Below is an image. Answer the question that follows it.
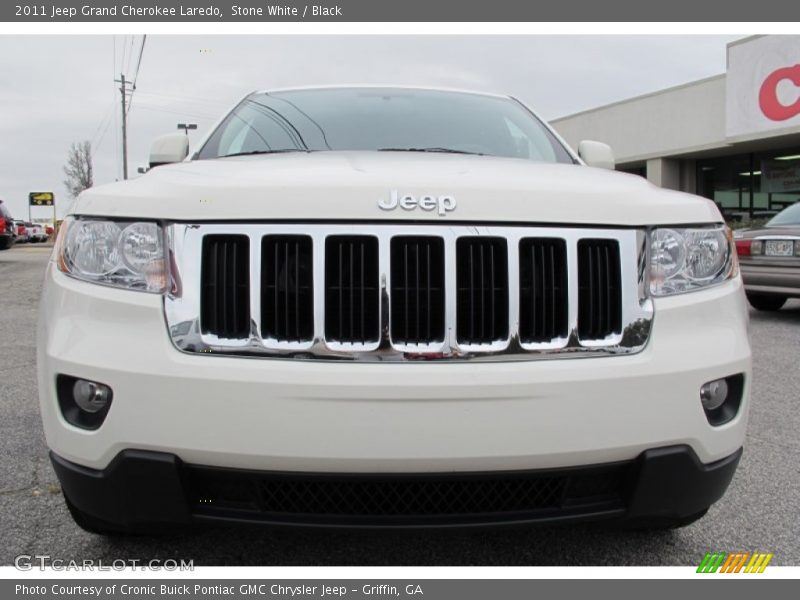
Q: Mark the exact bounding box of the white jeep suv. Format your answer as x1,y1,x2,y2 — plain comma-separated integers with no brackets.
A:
38,87,750,533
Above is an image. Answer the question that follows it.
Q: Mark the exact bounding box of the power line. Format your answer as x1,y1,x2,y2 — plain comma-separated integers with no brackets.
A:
95,113,114,153
126,35,135,77
90,101,116,149
126,35,147,115
132,35,146,88
134,90,228,109
134,104,216,119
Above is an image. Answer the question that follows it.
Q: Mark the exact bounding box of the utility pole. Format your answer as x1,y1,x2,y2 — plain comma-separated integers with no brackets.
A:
114,73,134,180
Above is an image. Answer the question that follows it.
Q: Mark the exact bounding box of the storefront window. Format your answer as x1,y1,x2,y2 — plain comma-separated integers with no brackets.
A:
697,148,800,222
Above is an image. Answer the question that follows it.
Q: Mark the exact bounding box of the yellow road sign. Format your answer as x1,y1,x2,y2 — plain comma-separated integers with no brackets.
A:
29,192,55,206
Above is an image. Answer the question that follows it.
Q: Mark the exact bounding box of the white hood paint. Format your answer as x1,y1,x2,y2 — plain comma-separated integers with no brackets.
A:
74,152,721,226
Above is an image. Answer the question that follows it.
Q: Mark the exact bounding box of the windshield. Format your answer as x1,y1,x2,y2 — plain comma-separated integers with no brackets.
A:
197,88,574,164
767,203,800,226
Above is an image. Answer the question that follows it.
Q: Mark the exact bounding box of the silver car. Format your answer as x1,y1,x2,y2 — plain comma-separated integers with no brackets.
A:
735,203,800,311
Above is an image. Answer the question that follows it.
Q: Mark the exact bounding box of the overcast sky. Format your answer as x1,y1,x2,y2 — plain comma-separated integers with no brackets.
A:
0,34,741,219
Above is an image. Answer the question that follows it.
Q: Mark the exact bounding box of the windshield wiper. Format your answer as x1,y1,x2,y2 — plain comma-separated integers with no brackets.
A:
221,149,315,158
378,147,484,156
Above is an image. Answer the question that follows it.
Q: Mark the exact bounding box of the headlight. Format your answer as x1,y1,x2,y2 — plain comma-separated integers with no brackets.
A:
57,217,167,293
649,225,736,296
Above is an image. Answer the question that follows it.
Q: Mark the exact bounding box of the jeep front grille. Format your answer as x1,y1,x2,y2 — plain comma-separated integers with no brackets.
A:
518,238,568,343
260,235,314,343
390,236,446,345
578,239,623,340
200,235,250,339
167,224,652,361
324,235,380,344
456,237,509,345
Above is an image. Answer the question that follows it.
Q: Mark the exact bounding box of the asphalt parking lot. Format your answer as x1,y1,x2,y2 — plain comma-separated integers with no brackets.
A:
1,243,798,566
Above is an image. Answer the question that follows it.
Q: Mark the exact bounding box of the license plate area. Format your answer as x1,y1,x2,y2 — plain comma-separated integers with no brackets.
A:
764,240,795,257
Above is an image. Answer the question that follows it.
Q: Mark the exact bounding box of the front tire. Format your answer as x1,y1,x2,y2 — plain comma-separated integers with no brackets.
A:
746,293,787,311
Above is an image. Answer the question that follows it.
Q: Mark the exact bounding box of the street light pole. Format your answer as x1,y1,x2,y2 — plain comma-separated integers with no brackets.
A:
177,123,198,135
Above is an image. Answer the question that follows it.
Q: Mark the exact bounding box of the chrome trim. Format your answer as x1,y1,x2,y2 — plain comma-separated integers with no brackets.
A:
164,224,654,362
751,235,800,240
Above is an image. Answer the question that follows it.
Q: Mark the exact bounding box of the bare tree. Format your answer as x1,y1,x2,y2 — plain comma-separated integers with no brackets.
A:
63,141,93,199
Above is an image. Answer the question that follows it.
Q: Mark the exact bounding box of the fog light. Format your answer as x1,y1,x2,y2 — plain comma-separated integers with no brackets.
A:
700,374,744,427
57,375,113,430
700,378,729,411
72,380,111,413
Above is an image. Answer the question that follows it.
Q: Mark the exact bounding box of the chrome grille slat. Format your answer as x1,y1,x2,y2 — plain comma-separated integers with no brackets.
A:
167,224,653,362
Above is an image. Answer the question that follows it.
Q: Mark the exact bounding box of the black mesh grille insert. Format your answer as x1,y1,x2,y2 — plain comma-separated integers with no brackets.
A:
390,236,446,344
578,239,622,340
186,464,631,524
200,235,250,339
325,236,380,344
456,237,508,345
261,236,314,342
519,238,568,343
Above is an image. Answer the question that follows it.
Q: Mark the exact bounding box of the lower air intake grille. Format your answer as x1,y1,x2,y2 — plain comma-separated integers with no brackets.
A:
519,238,568,343
261,235,313,342
200,235,250,339
186,463,631,525
456,237,509,345
390,236,446,344
578,239,622,340
325,236,380,344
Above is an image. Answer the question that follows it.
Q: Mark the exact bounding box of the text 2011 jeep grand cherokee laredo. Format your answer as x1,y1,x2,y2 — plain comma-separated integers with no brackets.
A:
38,87,751,534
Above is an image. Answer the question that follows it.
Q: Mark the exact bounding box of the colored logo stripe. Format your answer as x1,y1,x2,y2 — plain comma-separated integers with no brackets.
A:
744,553,773,573
697,552,726,573
697,552,773,573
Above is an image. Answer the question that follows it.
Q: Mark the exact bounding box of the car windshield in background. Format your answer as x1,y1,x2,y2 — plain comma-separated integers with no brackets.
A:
767,202,800,226
198,88,574,164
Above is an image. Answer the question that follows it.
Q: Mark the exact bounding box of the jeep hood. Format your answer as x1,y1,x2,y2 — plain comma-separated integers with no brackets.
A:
74,151,721,226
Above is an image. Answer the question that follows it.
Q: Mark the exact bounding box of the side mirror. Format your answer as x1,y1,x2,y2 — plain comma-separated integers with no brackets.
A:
578,140,615,170
149,133,189,168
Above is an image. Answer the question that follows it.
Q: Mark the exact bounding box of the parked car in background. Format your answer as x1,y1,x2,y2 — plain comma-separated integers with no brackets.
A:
26,222,46,243
735,202,800,310
0,200,14,250
14,220,29,243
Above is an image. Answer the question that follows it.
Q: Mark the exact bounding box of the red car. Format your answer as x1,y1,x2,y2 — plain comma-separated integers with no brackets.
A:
0,200,14,250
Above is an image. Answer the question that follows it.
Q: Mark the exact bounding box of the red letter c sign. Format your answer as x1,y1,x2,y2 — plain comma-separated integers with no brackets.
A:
759,65,800,122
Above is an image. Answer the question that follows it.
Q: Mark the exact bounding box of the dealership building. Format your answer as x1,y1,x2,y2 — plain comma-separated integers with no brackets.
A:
552,35,800,222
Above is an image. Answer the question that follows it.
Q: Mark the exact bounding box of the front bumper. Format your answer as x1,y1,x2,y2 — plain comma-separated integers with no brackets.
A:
51,445,742,528
38,263,751,474
740,263,800,297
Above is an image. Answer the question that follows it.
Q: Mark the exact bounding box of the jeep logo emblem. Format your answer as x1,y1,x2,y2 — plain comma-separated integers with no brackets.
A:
378,190,456,217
